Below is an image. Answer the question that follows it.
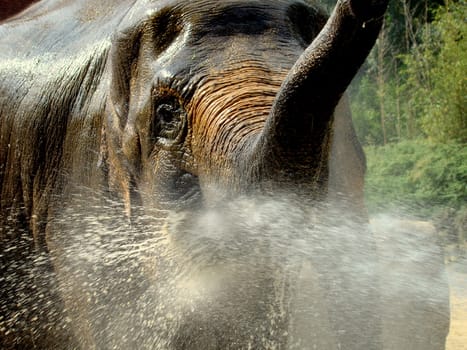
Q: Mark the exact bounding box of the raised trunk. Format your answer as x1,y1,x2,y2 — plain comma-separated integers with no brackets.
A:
244,0,388,191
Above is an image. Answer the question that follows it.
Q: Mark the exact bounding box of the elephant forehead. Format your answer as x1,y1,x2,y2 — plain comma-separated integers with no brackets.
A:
175,0,323,38
184,2,279,37
164,0,324,72
178,0,292,19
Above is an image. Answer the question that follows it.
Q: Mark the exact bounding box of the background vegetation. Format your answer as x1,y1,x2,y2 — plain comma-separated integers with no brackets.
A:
323,0,466,256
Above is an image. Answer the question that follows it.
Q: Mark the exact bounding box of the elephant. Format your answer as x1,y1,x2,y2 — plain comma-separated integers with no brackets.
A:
0,0,449,349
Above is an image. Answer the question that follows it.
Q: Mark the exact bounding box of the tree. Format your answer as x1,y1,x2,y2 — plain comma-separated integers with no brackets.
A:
401,0,466,143
350,0,463,145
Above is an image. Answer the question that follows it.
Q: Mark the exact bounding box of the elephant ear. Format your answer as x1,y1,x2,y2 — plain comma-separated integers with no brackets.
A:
328,96,367,217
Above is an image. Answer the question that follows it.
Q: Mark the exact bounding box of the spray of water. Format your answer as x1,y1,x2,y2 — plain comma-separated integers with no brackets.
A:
0,188,450,349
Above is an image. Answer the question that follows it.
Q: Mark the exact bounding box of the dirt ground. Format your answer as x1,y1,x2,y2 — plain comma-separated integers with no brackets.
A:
446,261,467,350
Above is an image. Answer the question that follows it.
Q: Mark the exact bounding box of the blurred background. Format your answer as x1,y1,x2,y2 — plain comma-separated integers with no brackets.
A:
322,0,465,262
322,0,466,348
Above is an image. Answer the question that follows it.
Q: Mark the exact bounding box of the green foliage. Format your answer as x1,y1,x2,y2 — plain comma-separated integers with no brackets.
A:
384,0,444,54
351,0,466,146
401,0,467,143
349,1,466,253
350,76,383,145
351,71,418,145
364,140,467,216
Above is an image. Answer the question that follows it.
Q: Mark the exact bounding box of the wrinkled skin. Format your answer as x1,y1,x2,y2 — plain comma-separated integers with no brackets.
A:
0,0,449,349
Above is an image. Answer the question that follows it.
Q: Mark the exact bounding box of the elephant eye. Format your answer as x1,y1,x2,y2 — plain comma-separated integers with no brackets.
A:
157,102,179,127
152,96,186,145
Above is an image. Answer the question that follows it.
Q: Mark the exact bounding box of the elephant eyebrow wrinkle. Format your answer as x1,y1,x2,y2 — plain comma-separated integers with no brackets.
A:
198,5,274,37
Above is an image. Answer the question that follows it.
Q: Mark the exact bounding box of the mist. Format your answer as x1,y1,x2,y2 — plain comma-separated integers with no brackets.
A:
1,187,452,349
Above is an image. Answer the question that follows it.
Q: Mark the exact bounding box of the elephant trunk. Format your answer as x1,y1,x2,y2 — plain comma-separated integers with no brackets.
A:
244,0,388,193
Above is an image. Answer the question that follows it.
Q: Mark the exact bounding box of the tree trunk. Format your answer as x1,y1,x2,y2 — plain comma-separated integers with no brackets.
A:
376,22,388,145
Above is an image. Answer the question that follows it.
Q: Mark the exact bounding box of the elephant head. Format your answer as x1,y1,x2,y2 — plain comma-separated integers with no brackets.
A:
98,0,388,348
104,0,387,213
1,1,451,349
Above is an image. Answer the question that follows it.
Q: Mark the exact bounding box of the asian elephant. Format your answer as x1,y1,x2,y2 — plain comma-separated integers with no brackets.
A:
0,0,449,349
